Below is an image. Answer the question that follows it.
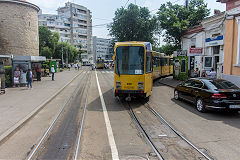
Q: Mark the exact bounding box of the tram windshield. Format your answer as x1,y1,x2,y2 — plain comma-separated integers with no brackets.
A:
116,46,144,75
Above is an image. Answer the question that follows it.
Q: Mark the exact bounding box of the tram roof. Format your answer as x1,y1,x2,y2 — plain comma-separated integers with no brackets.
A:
115,41,152,51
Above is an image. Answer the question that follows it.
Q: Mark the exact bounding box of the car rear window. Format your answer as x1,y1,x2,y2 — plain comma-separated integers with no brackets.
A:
204,80,239,90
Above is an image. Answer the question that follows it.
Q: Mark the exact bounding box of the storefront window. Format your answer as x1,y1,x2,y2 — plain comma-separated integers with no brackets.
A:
181,59,186,73
204,57,213,68
213,46,220,55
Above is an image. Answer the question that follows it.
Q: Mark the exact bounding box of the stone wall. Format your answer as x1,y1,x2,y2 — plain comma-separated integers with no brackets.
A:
0,1,39,57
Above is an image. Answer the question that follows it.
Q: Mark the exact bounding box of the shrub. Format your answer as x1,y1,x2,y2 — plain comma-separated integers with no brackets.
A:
4,66,12,87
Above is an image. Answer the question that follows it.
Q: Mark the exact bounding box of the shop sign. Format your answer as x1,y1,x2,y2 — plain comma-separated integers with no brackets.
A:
205,35,224,47
189,48,203,56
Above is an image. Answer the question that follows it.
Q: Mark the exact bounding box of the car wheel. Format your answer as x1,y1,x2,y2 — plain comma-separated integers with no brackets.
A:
174,90,180,100
196,98,206,113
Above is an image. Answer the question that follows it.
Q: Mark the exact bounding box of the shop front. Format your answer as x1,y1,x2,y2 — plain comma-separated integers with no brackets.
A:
189,48,203,77
204,35,224,77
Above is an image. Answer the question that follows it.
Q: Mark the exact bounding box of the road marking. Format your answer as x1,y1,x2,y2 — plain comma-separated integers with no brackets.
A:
102,71,106,73
106,71,110,73
95,70,119,160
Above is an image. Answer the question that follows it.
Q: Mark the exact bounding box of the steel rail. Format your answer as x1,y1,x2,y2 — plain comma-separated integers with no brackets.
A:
27,69,90,160
127,103,164,160
74,71,92,160
99,71,164,160
144,102,213,160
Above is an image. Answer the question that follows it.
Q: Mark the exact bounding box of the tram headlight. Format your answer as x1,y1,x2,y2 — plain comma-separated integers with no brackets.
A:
138,82,144,90
116,81,121,89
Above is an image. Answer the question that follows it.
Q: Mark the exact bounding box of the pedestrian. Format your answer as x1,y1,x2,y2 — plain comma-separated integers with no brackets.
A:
26,69,33,89
36,66,41,81
201,70,208,78
14,67,21,87
194,68,200,77
209,68,216,79
68,63,71,71
77,63,80,70
74,63,77,70
51,65,55,81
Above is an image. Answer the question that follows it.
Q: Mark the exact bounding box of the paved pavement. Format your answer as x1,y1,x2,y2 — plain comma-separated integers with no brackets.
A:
157,76,183,88
0,68,82,143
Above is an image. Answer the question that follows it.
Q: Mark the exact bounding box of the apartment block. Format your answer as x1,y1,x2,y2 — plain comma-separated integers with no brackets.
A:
38,2,92,64
92,36,113,63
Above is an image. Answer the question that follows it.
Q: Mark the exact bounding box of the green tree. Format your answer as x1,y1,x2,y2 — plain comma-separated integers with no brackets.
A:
108,3,158,44
39,26,52,55
41,47,52,59
153,44,177,55
157,0,210,47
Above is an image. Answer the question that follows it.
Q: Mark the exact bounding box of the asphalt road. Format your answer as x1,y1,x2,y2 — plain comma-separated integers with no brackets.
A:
0,69,240,160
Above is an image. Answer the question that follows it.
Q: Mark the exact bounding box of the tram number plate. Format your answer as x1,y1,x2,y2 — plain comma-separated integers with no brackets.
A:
229,105,240,109
124,86,134,89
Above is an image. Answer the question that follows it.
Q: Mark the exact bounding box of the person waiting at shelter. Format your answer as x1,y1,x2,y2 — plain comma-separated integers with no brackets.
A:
14,67,21,87
36,66,41,81
26,69,33,89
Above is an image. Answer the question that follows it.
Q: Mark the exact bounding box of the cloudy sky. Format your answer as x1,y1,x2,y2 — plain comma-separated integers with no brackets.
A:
28,0,226,39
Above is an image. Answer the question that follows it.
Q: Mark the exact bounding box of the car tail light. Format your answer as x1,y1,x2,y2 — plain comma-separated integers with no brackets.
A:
211,94,227,99
116,90,118,93
116,81,121,89
138,82,144,90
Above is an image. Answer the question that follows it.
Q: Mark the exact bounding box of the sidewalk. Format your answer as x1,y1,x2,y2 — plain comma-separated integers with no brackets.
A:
0,69,82,143
158,76,183,88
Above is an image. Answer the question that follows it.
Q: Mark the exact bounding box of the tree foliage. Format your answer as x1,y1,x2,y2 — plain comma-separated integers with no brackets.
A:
39,26,82,62
108,4,158,44
158,0,210,47
153,44,178,55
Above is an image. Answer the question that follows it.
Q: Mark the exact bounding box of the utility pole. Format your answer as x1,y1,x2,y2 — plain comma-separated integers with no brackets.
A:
134,0,136,5
61,44,64,66
66,46,69,65
185,0,189,9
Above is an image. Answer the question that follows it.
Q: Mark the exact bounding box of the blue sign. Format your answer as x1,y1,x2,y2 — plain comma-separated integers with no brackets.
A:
205,35,223,42
144,42,152,51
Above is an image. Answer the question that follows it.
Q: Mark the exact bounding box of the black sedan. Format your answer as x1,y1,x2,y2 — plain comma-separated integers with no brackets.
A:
174,78,240,112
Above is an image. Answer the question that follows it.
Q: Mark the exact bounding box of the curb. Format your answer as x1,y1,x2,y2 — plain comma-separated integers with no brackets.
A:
158,82,176,88
0,70,83,145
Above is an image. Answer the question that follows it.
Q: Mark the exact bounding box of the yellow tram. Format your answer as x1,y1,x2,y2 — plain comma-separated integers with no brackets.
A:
113,41,173,99
96,58,105,69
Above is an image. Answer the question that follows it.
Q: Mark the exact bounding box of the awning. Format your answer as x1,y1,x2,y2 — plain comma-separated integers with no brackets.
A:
13,56,46,62
0,55,12,58
31,56,46,62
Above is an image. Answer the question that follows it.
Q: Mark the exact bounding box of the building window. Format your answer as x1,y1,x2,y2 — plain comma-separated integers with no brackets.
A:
181,59,186,73
213,46,220,55
204,56,213,68
191,38,196,48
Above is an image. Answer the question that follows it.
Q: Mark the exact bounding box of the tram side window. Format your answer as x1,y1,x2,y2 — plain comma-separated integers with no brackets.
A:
160,58,167,66
146,52,152,73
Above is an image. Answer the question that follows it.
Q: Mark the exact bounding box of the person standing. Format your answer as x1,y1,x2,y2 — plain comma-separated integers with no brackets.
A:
36,66,41,81
51,65,55,81
26,69,33,89
14,67,21,87
194,68,200,77
68,63,71,71
209,68,216,79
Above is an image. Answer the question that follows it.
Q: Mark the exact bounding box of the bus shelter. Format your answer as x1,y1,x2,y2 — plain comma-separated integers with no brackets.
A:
12,56,46,86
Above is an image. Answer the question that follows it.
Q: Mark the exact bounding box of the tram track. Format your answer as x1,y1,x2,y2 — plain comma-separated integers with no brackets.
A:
101,70,213,160
27,69,91,160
